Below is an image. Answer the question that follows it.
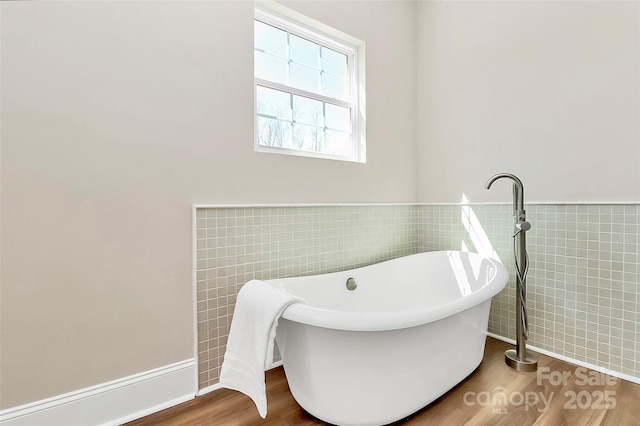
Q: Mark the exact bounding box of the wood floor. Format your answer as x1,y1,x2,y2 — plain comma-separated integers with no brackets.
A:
126,338,640,426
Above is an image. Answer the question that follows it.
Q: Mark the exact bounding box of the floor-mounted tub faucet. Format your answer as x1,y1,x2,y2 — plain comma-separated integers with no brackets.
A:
485,173,538,372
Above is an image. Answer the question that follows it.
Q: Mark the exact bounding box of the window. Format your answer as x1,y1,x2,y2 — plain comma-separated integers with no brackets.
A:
254,7,365,162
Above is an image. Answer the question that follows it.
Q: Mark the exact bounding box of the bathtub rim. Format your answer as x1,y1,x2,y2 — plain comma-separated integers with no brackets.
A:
272,250,509,332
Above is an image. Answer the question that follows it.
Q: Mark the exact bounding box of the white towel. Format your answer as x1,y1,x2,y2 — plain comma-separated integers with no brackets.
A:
219,279,305,418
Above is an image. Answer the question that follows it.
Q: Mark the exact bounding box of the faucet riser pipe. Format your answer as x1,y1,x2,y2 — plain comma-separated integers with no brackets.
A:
505,228,537,371
516,231,526,360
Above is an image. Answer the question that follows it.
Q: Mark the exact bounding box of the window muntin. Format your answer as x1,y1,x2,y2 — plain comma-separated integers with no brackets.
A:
254,10,361,162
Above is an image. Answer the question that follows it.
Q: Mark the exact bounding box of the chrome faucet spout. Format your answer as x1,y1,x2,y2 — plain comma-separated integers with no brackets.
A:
484,173,525,218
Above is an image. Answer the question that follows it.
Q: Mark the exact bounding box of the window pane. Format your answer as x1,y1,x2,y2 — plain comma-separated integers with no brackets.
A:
325,104,350,132
322,73,348,100
293,123,325,152
257,117,292,148
293,95,324,127
257,86,292,121
253,13,360,162
255,51,287,84
290,35,319,69
325,129,351,156
322,47,347,77
290,63,320,93
255,21,287,58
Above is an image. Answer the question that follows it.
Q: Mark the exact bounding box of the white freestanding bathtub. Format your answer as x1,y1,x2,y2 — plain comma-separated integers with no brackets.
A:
269,250,509,426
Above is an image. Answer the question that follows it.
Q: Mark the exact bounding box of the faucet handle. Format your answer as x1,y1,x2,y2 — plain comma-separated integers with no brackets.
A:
513,221,531,237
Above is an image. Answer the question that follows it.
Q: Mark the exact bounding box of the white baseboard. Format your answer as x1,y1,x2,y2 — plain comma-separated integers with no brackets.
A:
0,359,196,426
197,383,224,397
487,333,640,385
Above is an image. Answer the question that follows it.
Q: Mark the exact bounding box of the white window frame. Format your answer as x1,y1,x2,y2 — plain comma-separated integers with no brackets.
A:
254,5,365,163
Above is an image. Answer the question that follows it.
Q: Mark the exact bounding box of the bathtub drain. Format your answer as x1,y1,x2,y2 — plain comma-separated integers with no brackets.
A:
346,277,357,291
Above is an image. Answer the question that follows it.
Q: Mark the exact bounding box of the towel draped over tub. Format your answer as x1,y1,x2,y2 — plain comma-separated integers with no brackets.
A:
219,279,306,418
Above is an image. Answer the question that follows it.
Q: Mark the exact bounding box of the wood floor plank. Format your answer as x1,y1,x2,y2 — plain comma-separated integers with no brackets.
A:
126,338,640,426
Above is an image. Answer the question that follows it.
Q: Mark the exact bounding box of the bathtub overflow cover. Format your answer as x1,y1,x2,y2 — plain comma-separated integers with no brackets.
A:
346,277,357,291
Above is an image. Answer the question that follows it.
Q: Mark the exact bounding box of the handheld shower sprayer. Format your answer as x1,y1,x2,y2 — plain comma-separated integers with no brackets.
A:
485,173,538,372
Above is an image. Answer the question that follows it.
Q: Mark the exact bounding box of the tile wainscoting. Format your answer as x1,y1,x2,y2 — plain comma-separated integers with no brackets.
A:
194,203,639,391
420,203,639,380
194,205,419,390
